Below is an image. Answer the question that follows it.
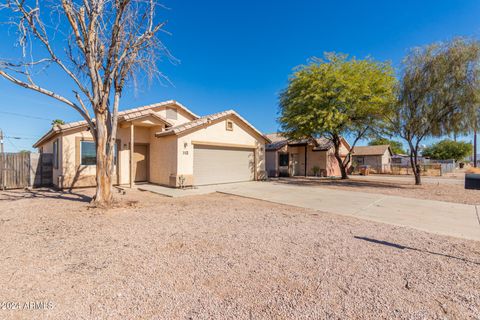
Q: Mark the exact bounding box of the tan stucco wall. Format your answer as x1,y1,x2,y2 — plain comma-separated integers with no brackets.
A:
265,150,278,176
172,115,266,186
156,107,195,126
149,135,177,186
326,149,342,176
115,125,163,185
40,136,63,186
61,128,99,188
41,122,166,188
339,142,349,157
287,146,330,176
306,148,326,176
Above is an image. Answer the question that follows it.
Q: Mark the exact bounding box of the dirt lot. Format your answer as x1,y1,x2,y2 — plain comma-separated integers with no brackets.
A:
0,188,479,319
274,176,480,205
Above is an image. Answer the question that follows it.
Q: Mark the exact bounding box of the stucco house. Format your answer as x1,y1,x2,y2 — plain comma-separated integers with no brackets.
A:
33,100,269,189
351,145,393,173
265,133,350,177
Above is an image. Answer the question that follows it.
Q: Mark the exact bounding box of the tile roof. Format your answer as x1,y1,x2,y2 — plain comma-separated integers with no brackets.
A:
351,145,392,156
121,109,173,126
33,100,193,147
265,133,334,151
313,137,334,151
155,110,270,142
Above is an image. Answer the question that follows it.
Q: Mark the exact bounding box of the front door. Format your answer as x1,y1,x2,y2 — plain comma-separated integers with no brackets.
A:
133,144,148,182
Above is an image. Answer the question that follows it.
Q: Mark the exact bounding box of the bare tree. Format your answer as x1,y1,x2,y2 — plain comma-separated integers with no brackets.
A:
0,0,169,206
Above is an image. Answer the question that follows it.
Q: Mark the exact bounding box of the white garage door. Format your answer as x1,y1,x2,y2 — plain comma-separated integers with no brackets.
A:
193,145,255,185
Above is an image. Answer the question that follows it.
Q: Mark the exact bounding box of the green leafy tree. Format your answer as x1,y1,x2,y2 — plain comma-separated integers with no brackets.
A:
388,39,480,185
369,138,406,155
279,53,397,179
422,139,472,161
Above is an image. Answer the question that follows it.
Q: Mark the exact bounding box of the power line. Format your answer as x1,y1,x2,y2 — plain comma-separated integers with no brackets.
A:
0,110,53,121
5,137,21,152
5,135,37,140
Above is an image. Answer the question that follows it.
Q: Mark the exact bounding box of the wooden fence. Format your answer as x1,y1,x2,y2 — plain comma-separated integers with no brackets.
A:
0,153,53,189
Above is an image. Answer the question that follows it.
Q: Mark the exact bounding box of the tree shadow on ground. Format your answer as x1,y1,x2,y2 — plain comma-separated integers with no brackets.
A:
273,177,414,190
0,188,92,203
354,236,480,266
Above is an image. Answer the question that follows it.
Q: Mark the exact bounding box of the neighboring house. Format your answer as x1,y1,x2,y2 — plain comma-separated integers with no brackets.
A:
33,100,269,189
392,154,430,166
391,153,411,166
351,145,393,173
265,133,350,177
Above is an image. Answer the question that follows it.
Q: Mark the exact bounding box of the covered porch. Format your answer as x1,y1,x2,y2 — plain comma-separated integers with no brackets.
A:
117,110,172,188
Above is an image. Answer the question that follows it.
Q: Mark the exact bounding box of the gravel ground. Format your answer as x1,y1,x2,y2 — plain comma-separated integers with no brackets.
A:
0,188,479,319
274,177,480,205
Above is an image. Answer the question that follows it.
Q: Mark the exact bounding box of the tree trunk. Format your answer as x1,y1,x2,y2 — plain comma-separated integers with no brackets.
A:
408,145,422,185
92,112,114,207
332,135,348,179
414,170,421,185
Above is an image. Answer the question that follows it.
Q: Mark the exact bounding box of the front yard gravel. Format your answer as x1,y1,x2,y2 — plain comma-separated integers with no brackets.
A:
0,188,479,319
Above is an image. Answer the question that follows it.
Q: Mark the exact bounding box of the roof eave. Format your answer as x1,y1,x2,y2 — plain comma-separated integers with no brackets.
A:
155,111,271,144
33,128,58,148
154,130,176,138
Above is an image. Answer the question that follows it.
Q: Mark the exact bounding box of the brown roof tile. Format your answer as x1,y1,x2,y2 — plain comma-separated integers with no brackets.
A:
155,110,270,142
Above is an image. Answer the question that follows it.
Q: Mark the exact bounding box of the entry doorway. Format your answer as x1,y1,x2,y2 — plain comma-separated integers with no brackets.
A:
133,144,149,182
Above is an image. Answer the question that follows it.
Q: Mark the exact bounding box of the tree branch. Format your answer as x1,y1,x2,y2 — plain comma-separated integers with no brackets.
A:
0,70,92,124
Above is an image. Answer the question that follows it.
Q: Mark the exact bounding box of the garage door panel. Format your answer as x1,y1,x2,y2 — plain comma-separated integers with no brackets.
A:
193,145,254,185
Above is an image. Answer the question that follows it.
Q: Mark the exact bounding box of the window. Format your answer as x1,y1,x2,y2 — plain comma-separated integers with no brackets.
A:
279,153,289,167
80,141,118,166
356,156,365,165
53,139,59,169
81,141,96,165
166,107,178,120
226,120,234,131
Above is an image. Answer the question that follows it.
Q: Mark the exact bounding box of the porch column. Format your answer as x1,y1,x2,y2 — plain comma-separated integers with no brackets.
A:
130,123,135,188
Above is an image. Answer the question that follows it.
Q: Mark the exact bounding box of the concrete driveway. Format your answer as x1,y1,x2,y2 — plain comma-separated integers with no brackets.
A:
137,181,480,241
216,181,480,241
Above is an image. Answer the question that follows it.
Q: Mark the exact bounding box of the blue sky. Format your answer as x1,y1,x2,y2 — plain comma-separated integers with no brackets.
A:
1,0,480,151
